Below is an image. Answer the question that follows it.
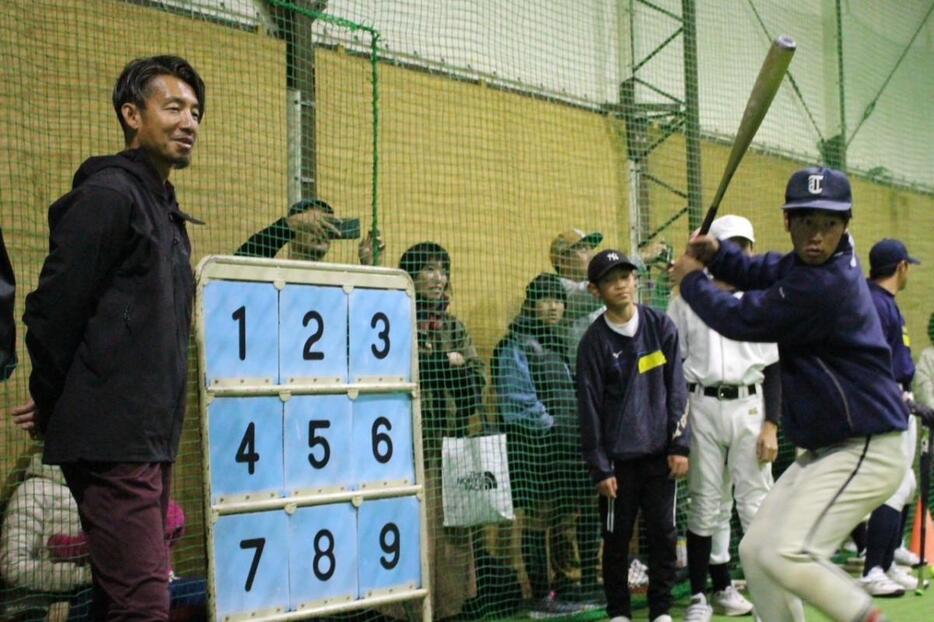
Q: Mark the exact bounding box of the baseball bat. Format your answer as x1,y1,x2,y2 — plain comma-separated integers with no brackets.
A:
698,35,796,235
918,423,932,594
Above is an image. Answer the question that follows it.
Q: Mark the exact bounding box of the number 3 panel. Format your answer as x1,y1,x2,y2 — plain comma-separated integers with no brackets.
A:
284,395,354,494
289,503,357,610
279,284,348,383
213,510,290,619
352,394,415,488
203,281,279,385
348,288,413,382
208,397,284,503
357,496,422,597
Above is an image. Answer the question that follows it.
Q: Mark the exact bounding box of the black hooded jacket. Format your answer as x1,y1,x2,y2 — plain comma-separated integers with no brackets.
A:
0,228,15,380
24,149,197,463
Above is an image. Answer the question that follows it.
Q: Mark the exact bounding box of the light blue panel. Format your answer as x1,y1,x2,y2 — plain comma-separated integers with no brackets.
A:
204,281,279,384
213,511,289,619
284,395,354,493
279,284,348,382
352,394,414,487
348,289,412,381
208,397,283,502
357,497,422,596
289,503,358,609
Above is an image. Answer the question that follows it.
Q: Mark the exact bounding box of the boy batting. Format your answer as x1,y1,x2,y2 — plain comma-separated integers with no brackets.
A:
670,166,908,622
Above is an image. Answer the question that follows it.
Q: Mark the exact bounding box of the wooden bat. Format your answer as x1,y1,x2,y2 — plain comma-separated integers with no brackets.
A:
698,35,796,235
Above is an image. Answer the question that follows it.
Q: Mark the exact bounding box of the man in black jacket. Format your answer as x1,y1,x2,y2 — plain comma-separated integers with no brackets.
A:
0,227,14,380
15,55,204,620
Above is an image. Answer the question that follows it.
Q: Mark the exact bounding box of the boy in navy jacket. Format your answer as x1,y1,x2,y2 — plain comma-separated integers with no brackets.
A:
576,250,689,622
670,167,907,622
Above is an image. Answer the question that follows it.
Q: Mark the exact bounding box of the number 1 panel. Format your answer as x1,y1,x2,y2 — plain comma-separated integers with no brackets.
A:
208,397,284,503
284,395,354,494
357,496,422,597
279,284,348,384
289,503,358,610
203,281,279,385
213,511,290,620
348,289,413,382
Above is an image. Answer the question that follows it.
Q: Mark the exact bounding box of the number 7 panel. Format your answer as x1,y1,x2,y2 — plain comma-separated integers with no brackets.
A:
348,288,413,383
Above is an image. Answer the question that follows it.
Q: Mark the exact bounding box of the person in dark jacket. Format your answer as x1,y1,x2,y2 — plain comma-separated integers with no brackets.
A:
670,167,908,622
576,250,689,622
14,55,205,620
0,227,15,380
492,273,587,614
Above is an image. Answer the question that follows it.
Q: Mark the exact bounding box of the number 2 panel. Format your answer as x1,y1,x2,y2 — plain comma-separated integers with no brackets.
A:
213,511,289,619
279,284,347,383
208,397,284,503
203,281,278,385
352,394,415,487
289,503,357,610
284,395,353,494
357,496,422,597
348,289,412,382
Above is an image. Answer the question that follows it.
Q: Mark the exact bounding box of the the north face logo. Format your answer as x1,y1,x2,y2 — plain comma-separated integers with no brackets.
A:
457,471,498,491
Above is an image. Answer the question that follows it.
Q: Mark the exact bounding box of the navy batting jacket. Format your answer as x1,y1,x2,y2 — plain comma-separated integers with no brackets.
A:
680,237,907,451
867,280,914,392
576,306,690,484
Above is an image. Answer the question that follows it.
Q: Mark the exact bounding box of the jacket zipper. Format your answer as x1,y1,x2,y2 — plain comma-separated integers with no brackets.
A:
815,357,854,431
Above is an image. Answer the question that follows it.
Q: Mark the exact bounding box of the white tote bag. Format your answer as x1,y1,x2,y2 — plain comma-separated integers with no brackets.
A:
441,434,515,527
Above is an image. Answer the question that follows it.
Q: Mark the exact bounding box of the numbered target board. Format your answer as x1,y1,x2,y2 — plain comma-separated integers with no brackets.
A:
195,257,429,622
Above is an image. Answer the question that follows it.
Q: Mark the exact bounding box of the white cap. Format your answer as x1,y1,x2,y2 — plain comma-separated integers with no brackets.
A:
709,215,755,243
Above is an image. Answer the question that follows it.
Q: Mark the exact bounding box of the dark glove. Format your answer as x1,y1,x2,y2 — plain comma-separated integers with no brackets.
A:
907,399,934,427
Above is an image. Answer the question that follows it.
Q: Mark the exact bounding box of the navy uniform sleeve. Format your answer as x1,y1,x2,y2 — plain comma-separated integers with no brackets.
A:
661,316,690,455
576,326,613,483
762,362,781,424
24,186,132,423
707,241,787,291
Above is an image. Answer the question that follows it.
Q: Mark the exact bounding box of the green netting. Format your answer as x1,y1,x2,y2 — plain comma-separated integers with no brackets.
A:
2,1,934,621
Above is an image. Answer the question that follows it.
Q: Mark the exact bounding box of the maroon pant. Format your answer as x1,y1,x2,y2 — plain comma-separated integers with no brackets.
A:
61,462,172,622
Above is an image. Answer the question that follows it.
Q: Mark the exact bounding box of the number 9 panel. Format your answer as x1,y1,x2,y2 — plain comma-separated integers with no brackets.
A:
357,496,422,597
348,288,413,383
352,394,415,488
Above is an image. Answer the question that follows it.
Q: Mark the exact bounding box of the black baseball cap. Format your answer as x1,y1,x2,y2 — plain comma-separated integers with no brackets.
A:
869,239,920,275
587,249,638,283
782,166,852,212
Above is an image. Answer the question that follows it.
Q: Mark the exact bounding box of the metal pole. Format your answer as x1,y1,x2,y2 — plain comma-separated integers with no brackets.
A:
682,0,703,231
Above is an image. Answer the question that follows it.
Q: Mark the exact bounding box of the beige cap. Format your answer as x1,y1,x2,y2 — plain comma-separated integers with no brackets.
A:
549,228,603,268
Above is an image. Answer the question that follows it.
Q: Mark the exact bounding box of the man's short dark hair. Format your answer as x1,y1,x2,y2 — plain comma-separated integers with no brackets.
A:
113,55,206,143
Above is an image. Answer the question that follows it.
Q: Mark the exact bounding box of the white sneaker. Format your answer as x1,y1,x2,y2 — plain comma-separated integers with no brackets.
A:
650,616,673,622
894,545,920,567
886,564,919,590
711,584,754,616
860,566,905,597
684,593,713,622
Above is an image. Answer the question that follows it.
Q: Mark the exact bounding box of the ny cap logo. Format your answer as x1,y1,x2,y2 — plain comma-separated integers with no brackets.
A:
608,252,620,261
808,174,823,194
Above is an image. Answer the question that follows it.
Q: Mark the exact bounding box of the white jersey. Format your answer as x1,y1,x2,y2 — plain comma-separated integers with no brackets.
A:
667,292,778,385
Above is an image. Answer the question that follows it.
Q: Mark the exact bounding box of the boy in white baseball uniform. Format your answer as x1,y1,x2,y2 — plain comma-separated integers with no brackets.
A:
668,215,780,621
669,167,908,622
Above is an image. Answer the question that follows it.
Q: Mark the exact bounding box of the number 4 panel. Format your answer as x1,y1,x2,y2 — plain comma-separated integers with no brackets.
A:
349,288,413,383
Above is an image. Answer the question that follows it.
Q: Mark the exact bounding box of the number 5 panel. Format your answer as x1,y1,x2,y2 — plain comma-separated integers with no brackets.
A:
357,496,422,597
289,503,357,610
208,397,284,503
203,281,279,386
348,289,413,383
213,510,290,619
279,284,348,384
284,395,354,494
352,394,415,488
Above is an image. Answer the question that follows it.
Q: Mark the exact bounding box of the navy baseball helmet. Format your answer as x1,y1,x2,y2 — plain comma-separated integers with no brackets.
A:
782,166,852,212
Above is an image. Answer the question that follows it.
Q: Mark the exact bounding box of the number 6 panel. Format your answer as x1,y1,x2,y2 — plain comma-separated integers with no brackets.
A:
352,394,415,488
348,288,413,383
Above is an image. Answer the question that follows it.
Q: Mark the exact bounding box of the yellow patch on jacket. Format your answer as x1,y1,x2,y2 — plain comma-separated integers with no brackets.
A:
638,350,667,374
